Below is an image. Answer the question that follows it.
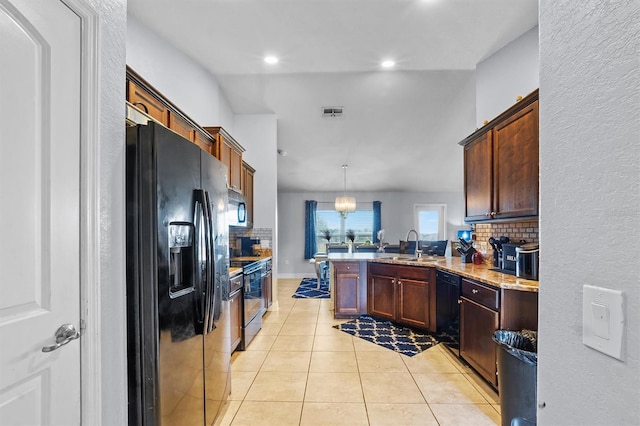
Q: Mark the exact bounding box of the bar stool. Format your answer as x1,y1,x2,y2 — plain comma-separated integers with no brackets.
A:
312,252,329,289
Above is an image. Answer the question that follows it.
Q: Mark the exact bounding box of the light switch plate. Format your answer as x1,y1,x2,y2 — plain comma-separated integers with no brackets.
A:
583,285,625,360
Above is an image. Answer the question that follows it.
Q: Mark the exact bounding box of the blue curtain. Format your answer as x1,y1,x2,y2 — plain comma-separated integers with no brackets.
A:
372,201,382,242
304,200,318,259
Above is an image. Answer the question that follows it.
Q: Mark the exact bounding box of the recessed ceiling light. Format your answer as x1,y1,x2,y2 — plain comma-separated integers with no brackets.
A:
381,60,395,68
264,56,279,65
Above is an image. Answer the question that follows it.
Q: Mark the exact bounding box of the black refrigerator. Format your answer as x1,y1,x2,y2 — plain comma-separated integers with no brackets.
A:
126,122,231,425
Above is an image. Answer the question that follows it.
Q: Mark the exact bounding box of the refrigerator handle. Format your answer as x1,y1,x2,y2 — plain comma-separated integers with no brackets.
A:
203,190,219,331
194,189,212,334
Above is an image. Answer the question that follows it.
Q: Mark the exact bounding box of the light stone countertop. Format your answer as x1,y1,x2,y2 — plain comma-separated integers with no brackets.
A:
326,252,539,292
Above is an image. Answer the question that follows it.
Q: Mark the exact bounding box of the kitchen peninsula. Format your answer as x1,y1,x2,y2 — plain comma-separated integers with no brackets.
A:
327,252,539,387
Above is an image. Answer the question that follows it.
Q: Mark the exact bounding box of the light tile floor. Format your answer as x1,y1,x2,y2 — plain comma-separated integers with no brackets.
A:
216,278,500,426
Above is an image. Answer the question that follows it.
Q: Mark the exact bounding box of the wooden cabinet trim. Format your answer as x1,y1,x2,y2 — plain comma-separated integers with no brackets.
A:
458,89,539,147
126,65,245,159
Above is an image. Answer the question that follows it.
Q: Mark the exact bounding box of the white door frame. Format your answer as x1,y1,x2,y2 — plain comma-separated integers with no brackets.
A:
62,0,103,423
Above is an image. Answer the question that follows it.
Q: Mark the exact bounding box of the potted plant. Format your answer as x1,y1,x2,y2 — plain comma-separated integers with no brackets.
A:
346,230,355,253
321,229,332,252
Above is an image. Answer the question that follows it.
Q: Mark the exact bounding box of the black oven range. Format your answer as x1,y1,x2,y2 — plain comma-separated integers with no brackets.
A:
230,258,266,350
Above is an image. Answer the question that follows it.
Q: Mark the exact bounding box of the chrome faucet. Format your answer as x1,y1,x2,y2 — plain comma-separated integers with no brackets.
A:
405,229,420,256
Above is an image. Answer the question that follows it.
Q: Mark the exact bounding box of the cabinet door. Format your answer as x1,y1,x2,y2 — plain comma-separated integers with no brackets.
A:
493,100,539,219
242,163,255,227
460,297,499,387
127,80,168,125
368,273,396,321
193,130,214,155
397,278,429,329
230,147,242,191
229,290,242,352
168,111,194,142
218,137,232,172
464,130,493,221
334,262,361,317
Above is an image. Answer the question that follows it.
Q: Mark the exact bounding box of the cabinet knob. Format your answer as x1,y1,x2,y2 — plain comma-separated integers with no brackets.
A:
346,266,350,270
485,212,491,217
458,299,462,304
472,289,479,294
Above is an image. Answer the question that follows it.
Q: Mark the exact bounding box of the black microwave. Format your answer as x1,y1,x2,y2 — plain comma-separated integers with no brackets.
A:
228,190,247,227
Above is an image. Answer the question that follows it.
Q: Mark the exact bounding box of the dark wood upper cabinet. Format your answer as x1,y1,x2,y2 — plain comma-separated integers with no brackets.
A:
464,131,493,221
493,101,539,219
460,90,539,222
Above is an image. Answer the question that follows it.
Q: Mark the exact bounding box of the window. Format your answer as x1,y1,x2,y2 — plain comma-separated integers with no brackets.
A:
414,204,446,240
316,204,373,252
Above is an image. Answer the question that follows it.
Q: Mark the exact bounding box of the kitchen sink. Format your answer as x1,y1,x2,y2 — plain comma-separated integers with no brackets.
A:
391,256,438,262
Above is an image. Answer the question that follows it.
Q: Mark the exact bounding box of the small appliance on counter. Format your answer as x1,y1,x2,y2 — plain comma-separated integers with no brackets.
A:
237,237,260,256
501,243,521,273
516,243,539,280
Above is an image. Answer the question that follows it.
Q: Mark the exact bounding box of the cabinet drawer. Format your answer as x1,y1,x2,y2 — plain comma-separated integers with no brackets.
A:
334,262,360,274
395,265,430,282
369,263,394,277
230,274,243,293
461,279,499,310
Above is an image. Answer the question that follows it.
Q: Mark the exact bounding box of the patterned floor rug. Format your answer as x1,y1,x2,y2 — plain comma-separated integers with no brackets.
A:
292,278,330,299
334,315,458,357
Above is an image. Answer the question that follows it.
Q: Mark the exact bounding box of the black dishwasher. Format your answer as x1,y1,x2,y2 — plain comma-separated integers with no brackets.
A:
436,270,461,355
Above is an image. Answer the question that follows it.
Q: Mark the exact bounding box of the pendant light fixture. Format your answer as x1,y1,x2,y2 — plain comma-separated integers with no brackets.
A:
335,164,356,218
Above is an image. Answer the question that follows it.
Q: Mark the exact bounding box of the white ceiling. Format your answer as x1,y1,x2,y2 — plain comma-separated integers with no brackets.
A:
127,0,538,193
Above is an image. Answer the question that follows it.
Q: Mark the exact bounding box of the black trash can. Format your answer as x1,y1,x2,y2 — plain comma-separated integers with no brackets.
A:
493,330,538,426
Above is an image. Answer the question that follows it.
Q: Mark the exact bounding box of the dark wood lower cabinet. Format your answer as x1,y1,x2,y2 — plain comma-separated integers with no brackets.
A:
334,261,367,317
367,263,435,332
397,277,430,329
460,296,499,387
368,272,396,321
459,277,539,389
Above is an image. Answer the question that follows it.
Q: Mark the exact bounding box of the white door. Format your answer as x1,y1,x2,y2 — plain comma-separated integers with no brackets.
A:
0,0,82,424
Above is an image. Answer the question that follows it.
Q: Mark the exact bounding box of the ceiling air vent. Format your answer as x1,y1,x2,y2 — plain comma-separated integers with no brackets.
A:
322,106,344,118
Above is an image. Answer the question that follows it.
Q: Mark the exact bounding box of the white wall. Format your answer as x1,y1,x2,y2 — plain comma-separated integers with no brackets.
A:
538,2,640,424
476,26,539,127
126,15,234,130
277,190,464,277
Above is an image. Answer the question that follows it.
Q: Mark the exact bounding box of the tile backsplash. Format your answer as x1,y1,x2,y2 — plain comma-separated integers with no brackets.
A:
229,227,273,255
474,220,539,245
462,221,538,265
